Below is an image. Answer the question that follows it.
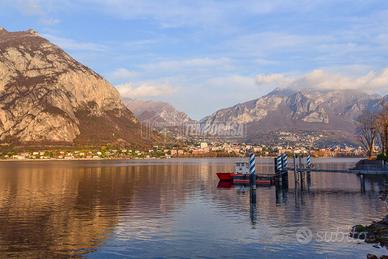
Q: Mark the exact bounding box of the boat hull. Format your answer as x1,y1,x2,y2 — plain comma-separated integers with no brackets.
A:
216,172,235,181
233,175,272,184
217,173,274,186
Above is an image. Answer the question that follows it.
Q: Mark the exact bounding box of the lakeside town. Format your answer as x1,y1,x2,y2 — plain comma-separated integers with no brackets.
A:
0,141,366,160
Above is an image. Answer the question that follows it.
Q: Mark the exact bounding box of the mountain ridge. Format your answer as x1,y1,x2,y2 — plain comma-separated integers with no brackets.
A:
0,28,155,148
199,88,383,145
124,98,194,126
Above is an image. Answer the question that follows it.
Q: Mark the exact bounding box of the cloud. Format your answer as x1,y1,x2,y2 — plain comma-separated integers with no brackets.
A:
14,0,44,16
42,34,107,52
141,57,233,72
109,68,138,82
255,68,388,93
83,0,294,29
5,0,61,25
39,17,60,25
116,82,176,98
3,0,322,29
256,73,293,86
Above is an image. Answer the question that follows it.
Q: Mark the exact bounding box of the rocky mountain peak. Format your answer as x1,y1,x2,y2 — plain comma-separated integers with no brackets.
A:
0,29,153,147
124,98,193,125
266,87,296,97
200,87,382,144
26,28,39,35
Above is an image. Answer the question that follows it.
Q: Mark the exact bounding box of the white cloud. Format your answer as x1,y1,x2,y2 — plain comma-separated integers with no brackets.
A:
15,0,44,16
116,82,176,98
255,68,388,93
5,0,61,25
82,0,293,28
3,0,322,29
39,17,60,25
109,68,138,82
141,57,233,72
256,73,293,86
42,34,107,52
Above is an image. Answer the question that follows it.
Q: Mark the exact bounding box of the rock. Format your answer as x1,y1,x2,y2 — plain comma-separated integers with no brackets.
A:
366,234,377,243
352,215,388,248
0,29,157,147
382,215,388,224
124,98,194,126
367,254,378,259
26,29,38,35
200,87,383,144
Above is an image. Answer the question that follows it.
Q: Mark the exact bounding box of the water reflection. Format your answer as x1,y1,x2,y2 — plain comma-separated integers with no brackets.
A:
0,164,131,257
248,188,257,226
0,158,386,258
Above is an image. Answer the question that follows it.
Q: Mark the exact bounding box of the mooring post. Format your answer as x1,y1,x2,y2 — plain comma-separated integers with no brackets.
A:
274,157,279,175
275,182,282,205
250,191,257,225
306,154,312,169
360,174,366,193
249,152,256,191
306,153,312,191
249,152,257,206
282,153,288,171
293,153,298,186
281,153,289,187
299,154,303,168
306,171,312,191
276,155,282,175
300,170,304,190
299,155,304,190
274,155,282,187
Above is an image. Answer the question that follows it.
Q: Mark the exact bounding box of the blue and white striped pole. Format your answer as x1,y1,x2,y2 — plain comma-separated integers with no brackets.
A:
282,153,288,171
249,153,256,190
306,154,312,168
276,155,282,173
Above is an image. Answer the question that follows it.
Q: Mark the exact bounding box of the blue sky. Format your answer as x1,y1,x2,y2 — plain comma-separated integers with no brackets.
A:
1,0,388,119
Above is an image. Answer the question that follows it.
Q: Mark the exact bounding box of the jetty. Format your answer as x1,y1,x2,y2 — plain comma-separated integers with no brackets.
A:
270,154,388,193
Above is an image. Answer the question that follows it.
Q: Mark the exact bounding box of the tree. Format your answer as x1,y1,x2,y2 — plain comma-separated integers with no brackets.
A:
357,111,378,159
376,104,388,158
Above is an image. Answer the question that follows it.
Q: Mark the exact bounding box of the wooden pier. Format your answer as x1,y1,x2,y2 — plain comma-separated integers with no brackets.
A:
285,167,388,175
272,154,388,192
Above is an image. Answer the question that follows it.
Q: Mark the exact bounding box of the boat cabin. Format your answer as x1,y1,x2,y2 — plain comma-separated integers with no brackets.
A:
235,162,249,174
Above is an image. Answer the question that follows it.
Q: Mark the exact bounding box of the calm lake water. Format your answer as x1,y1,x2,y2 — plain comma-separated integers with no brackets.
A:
0,158,387,258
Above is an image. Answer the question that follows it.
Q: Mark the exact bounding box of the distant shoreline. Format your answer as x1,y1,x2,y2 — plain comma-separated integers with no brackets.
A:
0,156,364,162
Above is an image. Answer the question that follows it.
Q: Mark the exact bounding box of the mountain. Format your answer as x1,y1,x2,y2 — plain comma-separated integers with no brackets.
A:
0,28,155,148
124,98,194,126
200,88,382,145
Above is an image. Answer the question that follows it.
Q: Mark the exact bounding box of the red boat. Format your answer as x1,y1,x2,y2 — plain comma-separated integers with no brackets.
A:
217,161,248,181
216,172,235,181
217,161,275,186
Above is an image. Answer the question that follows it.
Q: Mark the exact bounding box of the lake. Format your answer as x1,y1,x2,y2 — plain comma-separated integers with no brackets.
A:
0,158,386,258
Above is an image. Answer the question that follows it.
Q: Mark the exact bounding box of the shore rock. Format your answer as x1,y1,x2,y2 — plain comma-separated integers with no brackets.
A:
352,215,388,247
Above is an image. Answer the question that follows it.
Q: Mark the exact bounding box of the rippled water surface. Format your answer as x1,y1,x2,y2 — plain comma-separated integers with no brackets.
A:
0,158,387,258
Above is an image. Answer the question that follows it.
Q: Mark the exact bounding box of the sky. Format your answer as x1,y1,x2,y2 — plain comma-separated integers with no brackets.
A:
1,0,388,119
